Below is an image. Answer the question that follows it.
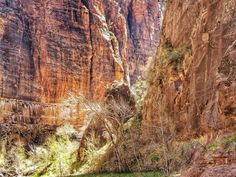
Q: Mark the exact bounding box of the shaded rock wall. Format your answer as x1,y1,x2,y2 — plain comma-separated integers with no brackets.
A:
0,0,160,125
143,0,236,138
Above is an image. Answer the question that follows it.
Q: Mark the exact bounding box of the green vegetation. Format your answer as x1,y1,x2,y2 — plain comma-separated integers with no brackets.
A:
0,77,208,177
30,125,80,177
132,76,147,111
0,125,80,177
75,143,113,175
208,143,218,151
159,39,190,71
70,93,140,175
0,93,139,177
208,134,236,151
146,37,191,85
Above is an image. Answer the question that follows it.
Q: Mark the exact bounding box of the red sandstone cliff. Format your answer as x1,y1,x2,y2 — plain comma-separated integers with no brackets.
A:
142,0,236,175
0,0,160,125
143,0,236,138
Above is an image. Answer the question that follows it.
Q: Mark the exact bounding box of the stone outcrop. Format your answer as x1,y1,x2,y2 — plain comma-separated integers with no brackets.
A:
105,81,135,109
143,0,236,138
0,0,160,125
142,0,236,176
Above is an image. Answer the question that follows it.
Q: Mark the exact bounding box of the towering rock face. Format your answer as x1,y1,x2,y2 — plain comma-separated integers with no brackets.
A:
120,0,160,83
0,0,159,125
143,0,236,138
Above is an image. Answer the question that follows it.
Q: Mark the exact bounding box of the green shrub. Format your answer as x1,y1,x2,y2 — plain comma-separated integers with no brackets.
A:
145,37,191,85
132,77,147,111
0,125,80,177
166,44,190,71
208,134,236,151
30,125,80,177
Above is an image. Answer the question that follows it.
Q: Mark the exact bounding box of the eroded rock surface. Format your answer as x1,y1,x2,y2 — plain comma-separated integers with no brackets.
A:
0,0,160,125
142,0,236,175
143,0,236,138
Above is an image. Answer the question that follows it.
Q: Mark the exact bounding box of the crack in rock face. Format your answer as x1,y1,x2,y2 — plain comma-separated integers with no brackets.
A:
142,0,236,138
0,0,160,125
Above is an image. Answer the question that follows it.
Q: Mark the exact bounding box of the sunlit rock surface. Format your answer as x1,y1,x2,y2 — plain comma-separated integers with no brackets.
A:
0,0,160,125
143,0,236,138
142,0,236,176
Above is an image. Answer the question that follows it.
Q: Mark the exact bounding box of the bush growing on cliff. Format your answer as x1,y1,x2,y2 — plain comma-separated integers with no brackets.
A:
208,134,236,151
146,38,190,85
162,40,189,71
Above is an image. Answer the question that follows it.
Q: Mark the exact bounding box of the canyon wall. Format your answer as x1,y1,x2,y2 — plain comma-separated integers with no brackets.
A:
143,0,236,138
0,0,160,125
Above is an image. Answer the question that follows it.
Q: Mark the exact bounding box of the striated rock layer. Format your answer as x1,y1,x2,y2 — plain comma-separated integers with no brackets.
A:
143,0,236,138
142,0,236,175
0,0,160,125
